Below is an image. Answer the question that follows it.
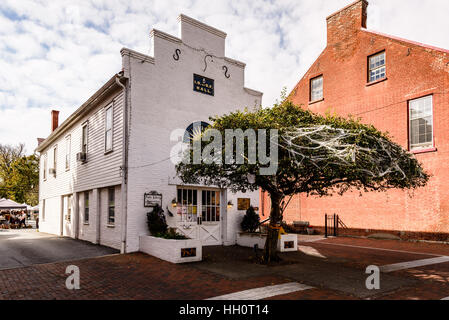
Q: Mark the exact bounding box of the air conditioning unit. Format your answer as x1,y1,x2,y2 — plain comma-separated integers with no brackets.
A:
49,168,56,176
77,152,87,163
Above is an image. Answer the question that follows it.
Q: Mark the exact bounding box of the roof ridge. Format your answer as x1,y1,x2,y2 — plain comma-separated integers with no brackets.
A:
362,28,449,55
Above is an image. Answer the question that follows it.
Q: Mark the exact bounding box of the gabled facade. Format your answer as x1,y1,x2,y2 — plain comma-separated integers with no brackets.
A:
37,15,262,252
262,0,449,239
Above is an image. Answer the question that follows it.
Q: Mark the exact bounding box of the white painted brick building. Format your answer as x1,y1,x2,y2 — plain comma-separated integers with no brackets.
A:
37,15,262,253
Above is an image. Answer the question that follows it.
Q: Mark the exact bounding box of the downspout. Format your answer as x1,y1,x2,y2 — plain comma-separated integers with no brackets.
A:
116,73,129,254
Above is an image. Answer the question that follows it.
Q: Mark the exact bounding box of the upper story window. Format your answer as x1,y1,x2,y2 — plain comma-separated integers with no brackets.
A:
52,145,57,177
43,153,47,180
310,76,323,102
82,123,88,154
65,135,71,170
105,105,113,152
368,51,386,83
409,95,434,151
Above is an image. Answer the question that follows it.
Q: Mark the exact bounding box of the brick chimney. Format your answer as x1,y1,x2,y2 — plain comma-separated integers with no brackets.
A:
326,0,368,46
51,110,59,132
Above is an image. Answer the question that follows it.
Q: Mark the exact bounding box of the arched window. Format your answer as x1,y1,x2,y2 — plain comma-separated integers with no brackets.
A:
183,121,210,143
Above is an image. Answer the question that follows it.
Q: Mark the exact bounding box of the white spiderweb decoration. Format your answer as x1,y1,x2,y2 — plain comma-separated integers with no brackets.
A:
278,125,407,180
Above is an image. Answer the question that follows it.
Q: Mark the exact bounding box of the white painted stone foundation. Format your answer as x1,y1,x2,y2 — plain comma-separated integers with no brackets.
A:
139,235,202,263
236,232,298,252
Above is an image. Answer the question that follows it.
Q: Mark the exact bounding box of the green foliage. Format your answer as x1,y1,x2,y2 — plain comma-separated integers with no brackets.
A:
0,144,39,205
176,97,429,262
154,228,189,240
146,204,168,235
241,206,260,233
176,99,429,199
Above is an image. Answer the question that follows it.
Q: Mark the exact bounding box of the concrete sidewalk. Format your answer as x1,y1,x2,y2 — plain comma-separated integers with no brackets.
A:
0,229,118,270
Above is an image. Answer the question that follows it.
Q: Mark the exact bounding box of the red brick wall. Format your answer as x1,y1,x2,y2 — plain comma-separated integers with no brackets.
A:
261,1,449,235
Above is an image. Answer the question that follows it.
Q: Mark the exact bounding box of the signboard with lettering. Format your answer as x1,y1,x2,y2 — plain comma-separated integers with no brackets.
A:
144,191,162,207
181,248,197,258
237,198,251,211
193,74,214,96
284,241,294,249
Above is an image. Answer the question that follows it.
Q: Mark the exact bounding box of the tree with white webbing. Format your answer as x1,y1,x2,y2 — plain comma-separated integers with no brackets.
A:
176,98,429,263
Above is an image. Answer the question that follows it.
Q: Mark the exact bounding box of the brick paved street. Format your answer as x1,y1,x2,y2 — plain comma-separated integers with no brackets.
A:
1,236,449,300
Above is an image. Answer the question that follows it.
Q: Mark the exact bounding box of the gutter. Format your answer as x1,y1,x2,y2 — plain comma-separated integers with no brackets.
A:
115,73,129,254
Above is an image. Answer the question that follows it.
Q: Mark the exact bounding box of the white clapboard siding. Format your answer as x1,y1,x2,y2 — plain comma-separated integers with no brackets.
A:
39,90,124,199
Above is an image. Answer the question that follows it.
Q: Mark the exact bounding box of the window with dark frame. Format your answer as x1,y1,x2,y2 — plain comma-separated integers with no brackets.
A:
409,95,434,151
368,51,386,83
310,76,323,102
177,188,198,223
84,191,89,223
201,190,220,222
108,187,115,224
105,105,113,152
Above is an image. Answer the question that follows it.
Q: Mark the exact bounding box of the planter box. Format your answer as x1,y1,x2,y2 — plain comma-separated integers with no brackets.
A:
139,235,202,264
236,232,298,252
236,232,266,249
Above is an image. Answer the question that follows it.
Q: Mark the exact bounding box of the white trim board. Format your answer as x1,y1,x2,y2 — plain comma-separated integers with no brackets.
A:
205,282,313,300
380,256,449,273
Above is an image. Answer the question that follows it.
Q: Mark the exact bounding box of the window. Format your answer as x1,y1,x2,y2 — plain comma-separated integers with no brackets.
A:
42,199,46,221
52,145,57,177
310,76,323,102
105,105,113,152
84,191,89,223
202,190,220,222
183,121,210,144
65,136,71,170
82,123,88,154
65,195,72,222
409,95,433,150
108,187,115,224
368,51,386,83
43,153,47,180
177,188,198,222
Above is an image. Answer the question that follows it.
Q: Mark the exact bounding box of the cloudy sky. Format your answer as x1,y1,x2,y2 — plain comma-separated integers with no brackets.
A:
0,0,448,154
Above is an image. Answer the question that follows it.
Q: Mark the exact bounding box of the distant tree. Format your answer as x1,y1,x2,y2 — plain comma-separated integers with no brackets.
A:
0,144,39,205
176,99,429,263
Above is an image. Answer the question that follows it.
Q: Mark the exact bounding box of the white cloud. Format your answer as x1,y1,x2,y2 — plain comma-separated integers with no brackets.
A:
0,0,448,153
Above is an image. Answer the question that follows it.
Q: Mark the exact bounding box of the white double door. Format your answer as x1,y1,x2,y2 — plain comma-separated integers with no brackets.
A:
177,188,222,246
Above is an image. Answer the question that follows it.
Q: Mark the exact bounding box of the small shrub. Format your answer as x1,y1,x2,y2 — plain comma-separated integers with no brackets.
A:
155,228,189,240
147,204,168,235
241,206,260,233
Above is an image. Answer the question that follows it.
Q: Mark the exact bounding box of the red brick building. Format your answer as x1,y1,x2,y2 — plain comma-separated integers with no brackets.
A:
261,0,449,240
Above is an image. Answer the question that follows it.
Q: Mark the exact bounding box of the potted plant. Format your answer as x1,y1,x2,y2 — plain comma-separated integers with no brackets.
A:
306,225,314,235
140,204,202,263
240,206,260,233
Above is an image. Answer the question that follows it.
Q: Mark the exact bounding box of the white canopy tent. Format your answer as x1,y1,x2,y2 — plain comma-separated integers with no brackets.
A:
0,199,28,211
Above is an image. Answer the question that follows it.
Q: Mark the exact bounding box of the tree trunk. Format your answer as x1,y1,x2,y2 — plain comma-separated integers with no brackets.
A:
263,192,283,263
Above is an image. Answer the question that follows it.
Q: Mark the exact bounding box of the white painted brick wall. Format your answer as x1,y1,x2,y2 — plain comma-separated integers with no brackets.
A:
139,235,202,263
124,16,262,252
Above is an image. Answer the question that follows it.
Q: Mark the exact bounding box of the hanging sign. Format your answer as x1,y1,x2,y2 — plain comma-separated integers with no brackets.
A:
144,191,162,207
193,74,214,96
